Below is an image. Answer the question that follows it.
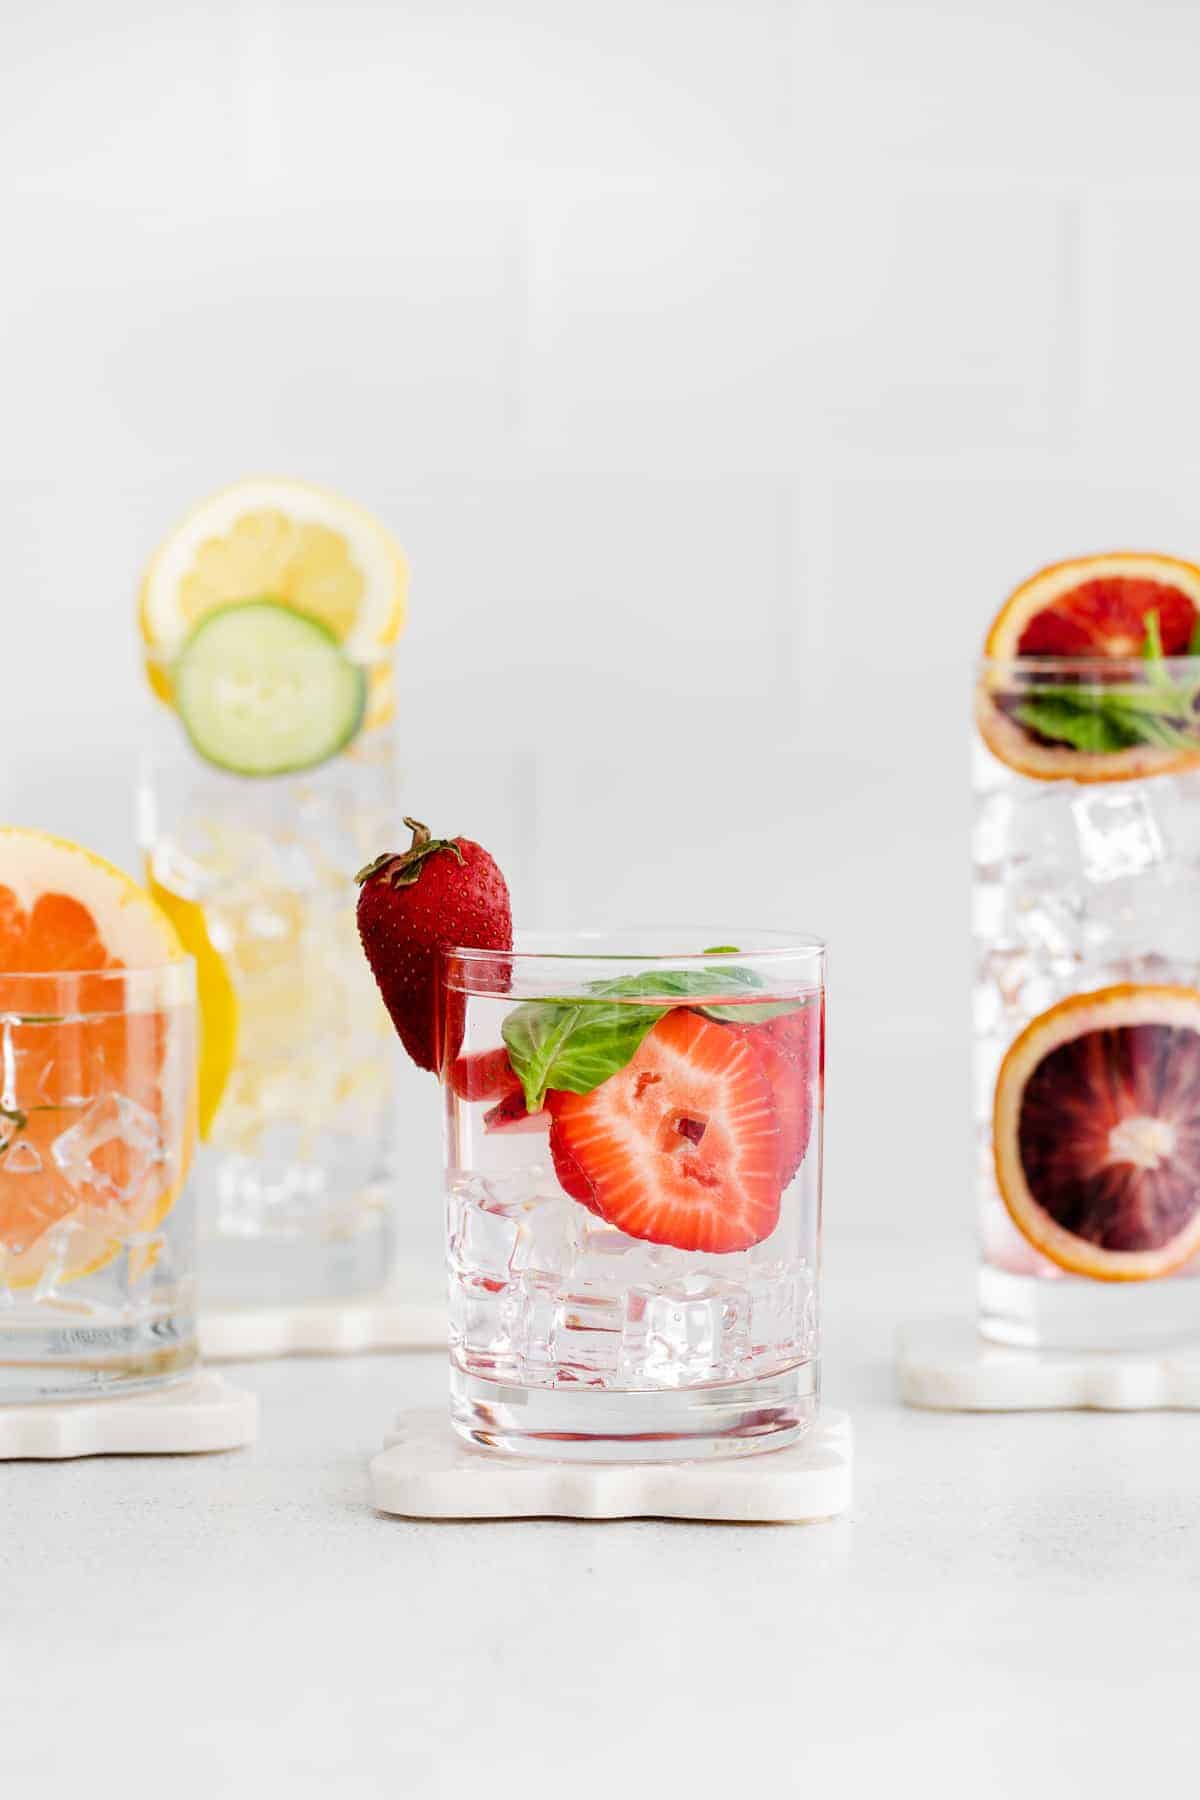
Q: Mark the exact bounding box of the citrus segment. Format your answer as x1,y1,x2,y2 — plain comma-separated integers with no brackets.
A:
979,553,1200,782
993,984,1200,1280
0,830,192,1288
986,553,1200,660
139,477,408,667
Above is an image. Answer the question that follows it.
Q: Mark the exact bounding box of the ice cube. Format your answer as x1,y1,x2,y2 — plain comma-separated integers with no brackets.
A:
4,1140,41,1174
1012,885,1084,960
747,1265,814,1368
509,1194,581,1281
552,1282,625,1377
511,1271,560,1376
620,1275,750,1388
448,1268,513,1366
52,1094,163,1205
31,1218,80,1302
1072,787,1165,883
447,1183,520,1284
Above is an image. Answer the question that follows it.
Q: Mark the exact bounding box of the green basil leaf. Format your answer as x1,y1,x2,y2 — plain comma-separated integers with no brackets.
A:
1189,619,1200,656
1013,696,1142,753
502,997,666,1111
699,996,809,1023
1142,607,1165,668
500,964,798,1109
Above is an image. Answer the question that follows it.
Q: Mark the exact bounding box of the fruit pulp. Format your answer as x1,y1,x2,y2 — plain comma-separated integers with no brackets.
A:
973,727,1200,1347
140,712,397,1306
444,986,822,1461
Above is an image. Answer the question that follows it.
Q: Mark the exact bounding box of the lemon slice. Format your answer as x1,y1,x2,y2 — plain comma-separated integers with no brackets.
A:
143,869,238,1142
139,476,409,677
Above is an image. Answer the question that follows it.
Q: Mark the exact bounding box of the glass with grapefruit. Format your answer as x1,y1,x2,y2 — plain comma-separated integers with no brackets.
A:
975,553,1200,1347
0,830,198,1400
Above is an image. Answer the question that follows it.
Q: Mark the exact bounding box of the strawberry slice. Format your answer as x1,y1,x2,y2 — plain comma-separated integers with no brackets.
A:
448,1047,519,1102
548,1119,602,1214
483,1086,550,1135
546,1009,782,1251
720,1003,820,1186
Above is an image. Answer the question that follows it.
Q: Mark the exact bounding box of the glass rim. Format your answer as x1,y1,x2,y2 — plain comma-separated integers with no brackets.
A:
0,959,196,1014
979,653,1200,677
442,927,826,963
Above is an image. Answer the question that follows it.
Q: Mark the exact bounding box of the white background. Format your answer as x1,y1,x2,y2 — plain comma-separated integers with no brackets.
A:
4,5,1200,1250
6,6,1200,1795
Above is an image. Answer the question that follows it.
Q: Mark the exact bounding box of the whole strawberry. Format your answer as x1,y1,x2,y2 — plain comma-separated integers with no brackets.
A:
355,818,512,1074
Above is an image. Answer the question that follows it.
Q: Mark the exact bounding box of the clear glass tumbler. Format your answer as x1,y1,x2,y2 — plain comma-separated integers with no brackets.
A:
139,672,397,1308
0,961,198,1401
974,654,1200,1348
442,931,825,1460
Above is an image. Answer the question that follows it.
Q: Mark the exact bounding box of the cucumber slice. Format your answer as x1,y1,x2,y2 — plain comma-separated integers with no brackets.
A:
174,600,367,776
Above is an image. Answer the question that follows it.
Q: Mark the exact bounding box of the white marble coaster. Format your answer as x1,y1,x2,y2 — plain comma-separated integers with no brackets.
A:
0,1370,258,1459
370,1407,853,1522
898,1319,1200,1411
200,1286,444,1362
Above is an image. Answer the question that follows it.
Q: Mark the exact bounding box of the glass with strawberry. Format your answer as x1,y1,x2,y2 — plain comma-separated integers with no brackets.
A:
975,552,1200,1348
358,825,825,1460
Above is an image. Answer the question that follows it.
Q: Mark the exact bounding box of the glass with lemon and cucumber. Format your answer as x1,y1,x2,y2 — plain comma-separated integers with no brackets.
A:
137,479,406,1305
975,552,1200,1349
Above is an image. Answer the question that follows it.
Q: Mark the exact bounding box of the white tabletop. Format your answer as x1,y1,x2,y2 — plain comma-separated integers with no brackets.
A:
5,1240,1196,1799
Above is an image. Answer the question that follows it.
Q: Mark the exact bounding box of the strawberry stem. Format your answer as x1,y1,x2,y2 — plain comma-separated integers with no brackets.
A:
355,817,466,889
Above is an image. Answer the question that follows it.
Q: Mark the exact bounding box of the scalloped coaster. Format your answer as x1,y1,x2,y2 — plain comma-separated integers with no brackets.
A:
0,1370,258,1459
898,1320,1200,1411
370,1407,852,1522
200,1290,444,1362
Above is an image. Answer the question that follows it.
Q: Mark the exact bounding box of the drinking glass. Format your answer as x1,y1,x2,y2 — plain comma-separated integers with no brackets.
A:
441,930,825,1461
139,663,397,1308
974,654,1200,1348
0,961,198,1401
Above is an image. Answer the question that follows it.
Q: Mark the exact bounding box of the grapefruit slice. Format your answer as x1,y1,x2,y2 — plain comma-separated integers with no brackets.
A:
978,552,1200,782
993,984,1200,1281
0,830,193,1289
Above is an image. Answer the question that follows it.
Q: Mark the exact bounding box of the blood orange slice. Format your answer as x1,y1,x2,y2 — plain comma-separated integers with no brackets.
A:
0,830,192,1289
993,985,1200,1280
977,552,1200,782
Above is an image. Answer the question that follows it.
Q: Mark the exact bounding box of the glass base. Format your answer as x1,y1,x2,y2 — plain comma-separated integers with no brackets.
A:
0,1310,197,1405
449,1361,818,1462
979,1262,1200,1351
198,1212,393,1309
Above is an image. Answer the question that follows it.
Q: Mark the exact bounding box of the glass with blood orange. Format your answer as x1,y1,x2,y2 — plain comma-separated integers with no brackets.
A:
0,831,198,1401
441,932,824,1460
974,553,1200,1348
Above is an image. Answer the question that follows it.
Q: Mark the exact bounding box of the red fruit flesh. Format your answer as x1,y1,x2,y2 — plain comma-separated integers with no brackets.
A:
548,1010,782,1252
547,1115,602,1214
1016,579,1197,658
449,1048,518,1102
355,818,512,1074
483,1087,550,1135
1018,1021,1200,1253
721,1003,819,1186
